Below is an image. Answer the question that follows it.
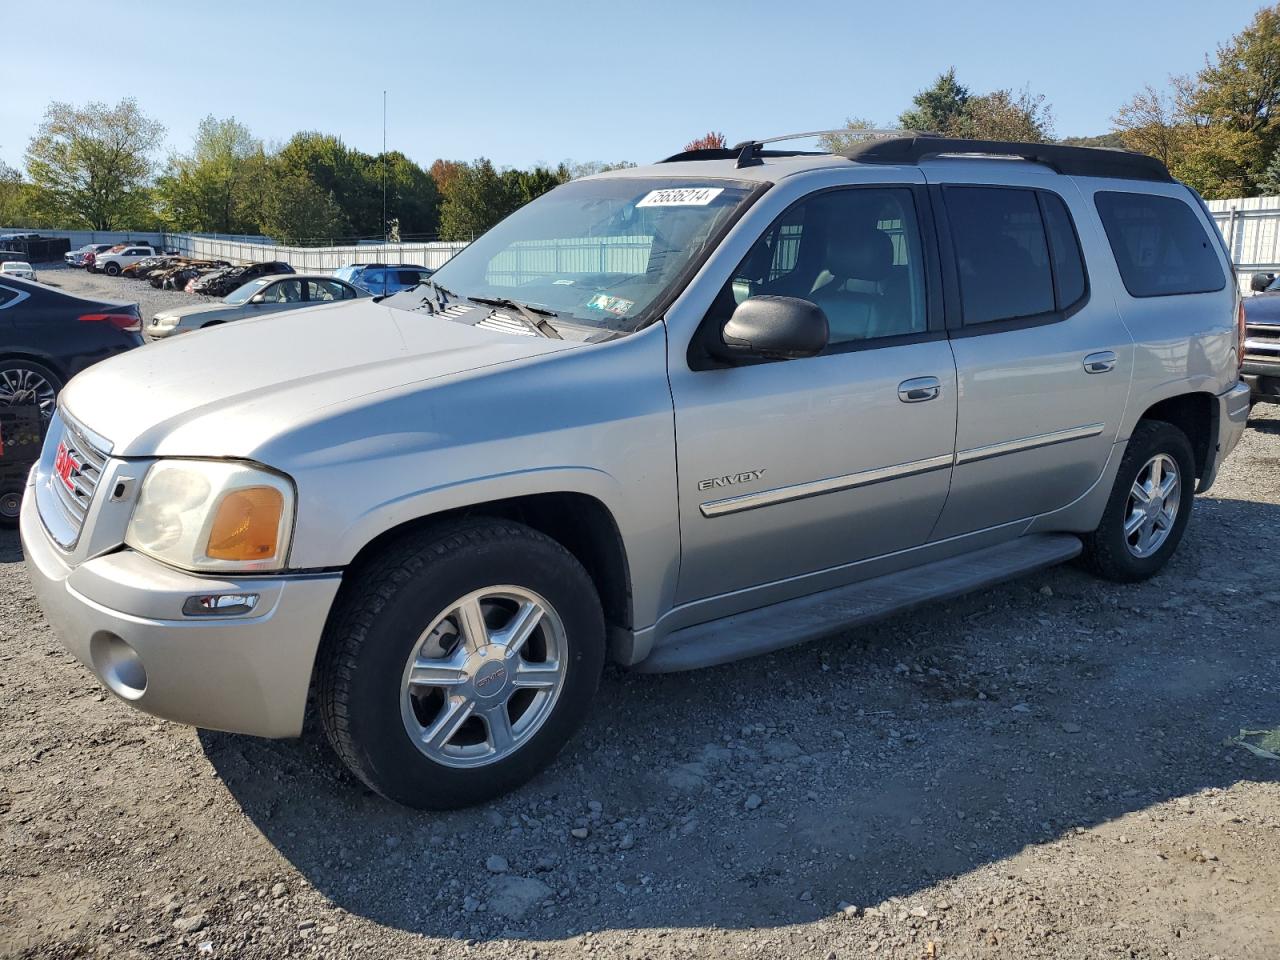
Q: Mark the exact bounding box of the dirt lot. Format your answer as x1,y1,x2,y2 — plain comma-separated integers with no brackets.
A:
33,263,210,323
2,397,1278,958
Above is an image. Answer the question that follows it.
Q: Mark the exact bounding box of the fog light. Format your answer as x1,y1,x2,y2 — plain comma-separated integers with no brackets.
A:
182,593,260,617
89,633,147,700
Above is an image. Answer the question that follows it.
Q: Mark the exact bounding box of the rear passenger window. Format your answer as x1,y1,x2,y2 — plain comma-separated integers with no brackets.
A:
945,187,1054,325
1094,191,1225,297
1041,192,1087,309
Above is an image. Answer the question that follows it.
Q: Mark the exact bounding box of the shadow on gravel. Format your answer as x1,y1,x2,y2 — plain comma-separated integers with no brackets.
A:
202,496,1279,942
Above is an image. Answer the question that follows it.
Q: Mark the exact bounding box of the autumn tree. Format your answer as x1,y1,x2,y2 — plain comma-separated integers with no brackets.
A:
683,131,727,151
24,99,164,229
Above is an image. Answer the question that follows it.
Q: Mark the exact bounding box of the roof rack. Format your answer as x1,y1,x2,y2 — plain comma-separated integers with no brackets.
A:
843,135,1172,182
661,129,925,169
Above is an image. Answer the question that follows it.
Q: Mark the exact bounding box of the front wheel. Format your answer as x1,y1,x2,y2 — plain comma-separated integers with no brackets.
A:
1081,420,1196,582
318,519,605,809
103,262,120,276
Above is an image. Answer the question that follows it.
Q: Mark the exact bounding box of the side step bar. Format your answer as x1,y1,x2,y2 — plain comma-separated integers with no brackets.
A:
635,534,1082,673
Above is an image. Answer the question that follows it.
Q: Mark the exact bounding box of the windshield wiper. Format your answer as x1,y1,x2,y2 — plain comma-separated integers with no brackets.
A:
467,295,563,340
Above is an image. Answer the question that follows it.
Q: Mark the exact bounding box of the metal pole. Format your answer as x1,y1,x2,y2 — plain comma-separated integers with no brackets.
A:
382,90,388,247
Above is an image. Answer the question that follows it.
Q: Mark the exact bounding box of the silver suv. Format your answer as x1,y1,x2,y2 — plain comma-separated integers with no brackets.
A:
21,134,1251,809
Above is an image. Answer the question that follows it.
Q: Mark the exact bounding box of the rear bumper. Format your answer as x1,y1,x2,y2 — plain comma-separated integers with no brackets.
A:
1200,380,1251,492
20,485,342,738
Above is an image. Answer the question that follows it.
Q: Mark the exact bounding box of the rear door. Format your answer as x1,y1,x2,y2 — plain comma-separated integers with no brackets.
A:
925,168,1133,539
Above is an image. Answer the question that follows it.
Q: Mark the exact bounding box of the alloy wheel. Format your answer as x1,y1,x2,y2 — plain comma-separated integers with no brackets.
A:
400,586,567,769
1123,453,1181,558
0,365,57,423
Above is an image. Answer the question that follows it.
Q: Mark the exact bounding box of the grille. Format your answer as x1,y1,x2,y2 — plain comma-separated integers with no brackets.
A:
47,416,109,543
1245,322,1280,362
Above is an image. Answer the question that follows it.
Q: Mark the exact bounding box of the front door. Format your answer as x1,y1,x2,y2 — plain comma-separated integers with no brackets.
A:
668,183,958,604
925,176,1133,540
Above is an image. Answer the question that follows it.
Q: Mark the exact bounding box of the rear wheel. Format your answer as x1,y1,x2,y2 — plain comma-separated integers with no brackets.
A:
1081,420,1195,582
318,518,605,809
103,262,120,276
0,358,63,425
0,487,21,528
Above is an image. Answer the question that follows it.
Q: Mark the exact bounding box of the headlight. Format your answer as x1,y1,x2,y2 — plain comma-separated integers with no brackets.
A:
125,460,295,572
153,314,177,326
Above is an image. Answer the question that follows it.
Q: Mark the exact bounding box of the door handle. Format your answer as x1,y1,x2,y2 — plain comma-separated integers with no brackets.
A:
898,376,941,403
1083,351,1117,374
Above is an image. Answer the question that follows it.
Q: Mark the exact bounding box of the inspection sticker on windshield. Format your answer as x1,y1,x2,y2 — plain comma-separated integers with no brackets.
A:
636,187,724,207
587,294,634,317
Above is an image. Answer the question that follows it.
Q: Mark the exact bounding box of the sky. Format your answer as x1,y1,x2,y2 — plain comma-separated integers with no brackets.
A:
0,0,1263,173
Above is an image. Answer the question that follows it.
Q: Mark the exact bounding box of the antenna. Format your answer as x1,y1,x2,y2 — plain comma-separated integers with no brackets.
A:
381,90,388,247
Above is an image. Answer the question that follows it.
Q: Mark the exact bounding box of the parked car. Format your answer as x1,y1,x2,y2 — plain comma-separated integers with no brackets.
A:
1242,271,1280,402
334,262,433,296
148,275,367,339
189,261,294,298
91,245,157,276
19,135,1249,810
0,262,36,281
65,243,116,267
0,274,142,427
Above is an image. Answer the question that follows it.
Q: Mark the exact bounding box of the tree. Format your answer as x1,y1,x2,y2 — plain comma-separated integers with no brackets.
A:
439,159,520,240
257,170,346,243
950,88,1054,142
155,116,262,233
24,99,164,229
564,159,636,179
818,118,881,153
683,131,727,151
1113,82,1190,169
899,68,969,134
429,159,466,196
0,160,41,227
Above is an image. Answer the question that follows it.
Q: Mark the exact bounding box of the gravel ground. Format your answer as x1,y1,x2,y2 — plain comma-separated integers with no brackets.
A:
2,402,1279,958
35,263,211,322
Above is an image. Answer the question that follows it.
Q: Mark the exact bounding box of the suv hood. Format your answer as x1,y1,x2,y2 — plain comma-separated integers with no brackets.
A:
60,299,578,458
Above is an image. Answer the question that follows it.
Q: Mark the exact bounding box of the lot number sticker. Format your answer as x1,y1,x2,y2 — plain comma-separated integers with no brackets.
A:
636,187,725,207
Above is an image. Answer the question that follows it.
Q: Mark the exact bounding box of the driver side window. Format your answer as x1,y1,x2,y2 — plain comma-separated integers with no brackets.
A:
710,187,928,349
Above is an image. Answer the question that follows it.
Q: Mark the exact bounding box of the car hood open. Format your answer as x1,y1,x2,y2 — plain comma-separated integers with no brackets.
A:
60,299,578,458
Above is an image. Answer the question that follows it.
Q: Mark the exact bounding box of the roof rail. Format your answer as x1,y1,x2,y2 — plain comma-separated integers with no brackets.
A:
660,129,931,168
843,135,1173,182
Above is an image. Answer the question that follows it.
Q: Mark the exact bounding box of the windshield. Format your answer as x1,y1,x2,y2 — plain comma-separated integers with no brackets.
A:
387,177,756,332
224,276,274,304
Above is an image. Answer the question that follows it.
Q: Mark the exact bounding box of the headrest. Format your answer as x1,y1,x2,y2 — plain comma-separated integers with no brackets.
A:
825,228,893,282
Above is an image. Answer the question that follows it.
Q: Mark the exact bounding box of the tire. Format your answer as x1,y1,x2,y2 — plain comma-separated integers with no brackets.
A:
0,358,64,425
103,262,120,276
0,486,21,528
318,518,606,809
1080,419,1196,582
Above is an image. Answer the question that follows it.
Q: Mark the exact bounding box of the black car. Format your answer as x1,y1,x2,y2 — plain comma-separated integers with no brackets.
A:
1244,272,1280,402
0,275,144,425
192,260,294,298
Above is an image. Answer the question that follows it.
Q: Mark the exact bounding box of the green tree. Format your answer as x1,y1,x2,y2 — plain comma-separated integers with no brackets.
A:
899,68,969,133
817,118,881,154
439,159,521,240
24,99,164,229
155,116,263,233
950,88,1054,142
257,170,346,243
0,160,42,227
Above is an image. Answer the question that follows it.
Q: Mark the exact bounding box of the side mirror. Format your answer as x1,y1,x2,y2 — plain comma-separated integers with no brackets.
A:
1250,272,1275,293
250,294,265,304
720,296,828,361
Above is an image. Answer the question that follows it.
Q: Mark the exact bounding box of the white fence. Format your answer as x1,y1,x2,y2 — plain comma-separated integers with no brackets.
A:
164,235,469,272
1206,198,1280,293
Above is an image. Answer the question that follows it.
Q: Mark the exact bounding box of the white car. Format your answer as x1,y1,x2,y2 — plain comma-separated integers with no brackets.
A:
0,261,35,281
92,245,156,276
65,243,115,267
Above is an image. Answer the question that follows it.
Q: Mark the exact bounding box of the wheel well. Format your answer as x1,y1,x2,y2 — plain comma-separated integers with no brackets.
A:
0,352,67,384
345,493,633,630
1139,393,1214,479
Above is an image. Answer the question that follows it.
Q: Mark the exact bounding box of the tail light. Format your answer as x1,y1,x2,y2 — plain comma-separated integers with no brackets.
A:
1238,299,1247,373
79,312,142,334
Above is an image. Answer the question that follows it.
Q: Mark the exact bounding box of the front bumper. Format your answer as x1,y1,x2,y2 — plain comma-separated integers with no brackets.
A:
20,486,342,738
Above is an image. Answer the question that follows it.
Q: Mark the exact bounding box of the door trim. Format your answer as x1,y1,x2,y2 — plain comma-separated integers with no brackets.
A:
699,452,953,518
955,422,1105,465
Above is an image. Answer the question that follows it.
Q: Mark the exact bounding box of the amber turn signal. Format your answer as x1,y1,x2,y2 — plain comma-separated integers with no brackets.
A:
206,487,285,561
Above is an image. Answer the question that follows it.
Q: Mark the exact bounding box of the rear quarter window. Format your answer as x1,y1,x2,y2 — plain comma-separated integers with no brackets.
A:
1094,191,1226,298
